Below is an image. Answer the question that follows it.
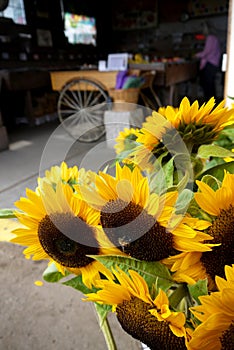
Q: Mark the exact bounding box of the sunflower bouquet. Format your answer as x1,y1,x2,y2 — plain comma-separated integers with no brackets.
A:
1,97,234,350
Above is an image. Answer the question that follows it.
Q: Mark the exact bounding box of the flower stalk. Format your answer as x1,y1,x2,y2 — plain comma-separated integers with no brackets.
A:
95,305,117,350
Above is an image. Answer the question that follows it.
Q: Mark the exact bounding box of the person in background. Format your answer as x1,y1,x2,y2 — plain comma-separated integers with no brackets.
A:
195,21,222,102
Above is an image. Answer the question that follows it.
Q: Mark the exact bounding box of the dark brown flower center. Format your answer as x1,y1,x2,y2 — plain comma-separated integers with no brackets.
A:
38,213,99,268
116,297,186,350
220,323,234,350
100,199,175,261
201,205,234,283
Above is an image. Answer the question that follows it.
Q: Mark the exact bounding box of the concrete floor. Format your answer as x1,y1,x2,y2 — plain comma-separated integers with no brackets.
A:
0,120,142,350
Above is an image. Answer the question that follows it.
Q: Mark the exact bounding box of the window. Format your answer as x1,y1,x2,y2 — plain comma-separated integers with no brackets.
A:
0,0,26,25
64,12,96,46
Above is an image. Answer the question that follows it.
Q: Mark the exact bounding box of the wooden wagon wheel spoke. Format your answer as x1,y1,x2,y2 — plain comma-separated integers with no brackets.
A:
57,78,110,142
88,92,104,107
70,88,83,107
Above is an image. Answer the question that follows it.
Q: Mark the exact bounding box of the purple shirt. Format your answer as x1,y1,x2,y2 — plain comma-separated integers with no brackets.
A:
195,34,221,69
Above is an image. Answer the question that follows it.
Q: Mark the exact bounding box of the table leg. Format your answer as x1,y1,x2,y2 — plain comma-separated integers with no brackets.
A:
24,90,35,126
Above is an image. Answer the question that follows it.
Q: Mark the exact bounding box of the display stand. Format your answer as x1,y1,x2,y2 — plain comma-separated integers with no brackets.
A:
104,106,144,148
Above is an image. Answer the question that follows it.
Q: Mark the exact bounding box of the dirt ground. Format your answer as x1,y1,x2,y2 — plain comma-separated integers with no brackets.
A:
0,241,142,350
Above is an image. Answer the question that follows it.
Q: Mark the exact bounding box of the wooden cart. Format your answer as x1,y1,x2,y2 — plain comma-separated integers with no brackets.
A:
49,60,197,142
50,69,147,142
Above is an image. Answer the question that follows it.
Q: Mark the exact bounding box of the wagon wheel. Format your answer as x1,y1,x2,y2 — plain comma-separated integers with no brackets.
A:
139,72,162,110
57,77,110,142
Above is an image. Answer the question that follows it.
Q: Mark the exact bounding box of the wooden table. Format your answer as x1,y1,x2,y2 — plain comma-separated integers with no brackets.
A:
129,60,198,86
129,60,199,105
50,69,140,92
49,60,198,107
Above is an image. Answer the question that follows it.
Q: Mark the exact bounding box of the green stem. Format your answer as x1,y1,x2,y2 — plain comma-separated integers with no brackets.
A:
95,306,117,350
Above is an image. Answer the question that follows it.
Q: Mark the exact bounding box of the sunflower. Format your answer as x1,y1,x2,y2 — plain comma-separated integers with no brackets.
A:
132,110,193,177
77,164,214,262
84,267,187,349
163,171,234,290
114,127,152,170
163,251,210,287
40,161,95,189
136,128,158,151
124,121,170,172
187,264,234,350
144,97,234,150
136,115,169,151
123,144,156,172
158,105,179,116
125,114,176,171
114,127,140,155
10,180,115,288
42,161,79,185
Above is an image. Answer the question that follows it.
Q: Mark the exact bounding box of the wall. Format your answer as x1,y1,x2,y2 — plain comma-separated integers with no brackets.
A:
0,0,228,133
0,0,113,68
0,1,228,64
112,14,228,60
0,0,115,133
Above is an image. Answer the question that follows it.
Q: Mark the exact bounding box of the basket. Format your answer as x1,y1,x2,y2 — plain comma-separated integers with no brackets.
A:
108,88,140,104
108,88,140,111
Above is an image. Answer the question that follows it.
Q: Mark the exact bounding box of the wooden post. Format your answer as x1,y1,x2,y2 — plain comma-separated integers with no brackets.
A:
224,0,234,107
0,76,9,151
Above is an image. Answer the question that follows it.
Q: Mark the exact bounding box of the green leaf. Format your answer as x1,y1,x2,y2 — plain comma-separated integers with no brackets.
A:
42,262,70,283
154,276,174,294
188,279,208,305
197,144,234,159
163,158,174,188
196,161,234,183
177,170,192,192
150,156,189,194
90,255,173,291
0,208,17,219
203,157,225,170
166,170,191,194
197,174,221,191
169,284,188,309
175,189,194,214
213,128,234,151
62,274,98,294
220,127,234,139
115,143,140,163
149,168,167,195
192,157,205,176
187,198,212,221
123,139,140,151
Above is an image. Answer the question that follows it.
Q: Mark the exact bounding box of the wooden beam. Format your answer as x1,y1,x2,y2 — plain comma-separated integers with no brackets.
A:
224,0,234,107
